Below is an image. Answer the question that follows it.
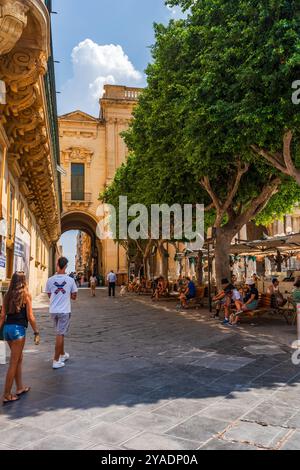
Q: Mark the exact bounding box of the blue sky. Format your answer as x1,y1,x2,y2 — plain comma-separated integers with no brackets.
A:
54,0,183,271
52,0,183,116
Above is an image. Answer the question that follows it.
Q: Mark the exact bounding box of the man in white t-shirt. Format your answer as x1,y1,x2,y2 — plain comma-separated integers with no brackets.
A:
46,257,78,369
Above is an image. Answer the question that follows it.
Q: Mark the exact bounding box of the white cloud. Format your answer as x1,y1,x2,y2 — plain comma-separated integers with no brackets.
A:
60,39,143,116
166,4,185,18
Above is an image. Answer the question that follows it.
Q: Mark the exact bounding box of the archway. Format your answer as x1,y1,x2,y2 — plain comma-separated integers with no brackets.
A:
60,211,102,278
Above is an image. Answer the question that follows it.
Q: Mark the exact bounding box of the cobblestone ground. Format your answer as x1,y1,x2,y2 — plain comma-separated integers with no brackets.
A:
0,289,300,450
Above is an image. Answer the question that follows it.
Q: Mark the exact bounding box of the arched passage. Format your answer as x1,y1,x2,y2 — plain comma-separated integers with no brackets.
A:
61,211,102,277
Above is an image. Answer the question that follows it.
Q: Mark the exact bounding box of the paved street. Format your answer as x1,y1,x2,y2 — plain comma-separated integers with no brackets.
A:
0,289,300,450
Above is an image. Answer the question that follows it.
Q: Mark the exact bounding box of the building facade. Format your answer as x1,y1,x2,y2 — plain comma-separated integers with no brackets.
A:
0,0,61,296
59,85,142,283
75,231,92,278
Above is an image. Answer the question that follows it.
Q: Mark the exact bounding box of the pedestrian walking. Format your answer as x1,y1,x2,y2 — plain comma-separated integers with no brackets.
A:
46,257,78,370
90,274,97,297
107,270,117,297
0,272,40,405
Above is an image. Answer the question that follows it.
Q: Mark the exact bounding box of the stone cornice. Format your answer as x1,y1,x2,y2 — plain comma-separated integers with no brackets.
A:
105,117,132,125
0,1,29,56
26,0,50,57
0,19,60,243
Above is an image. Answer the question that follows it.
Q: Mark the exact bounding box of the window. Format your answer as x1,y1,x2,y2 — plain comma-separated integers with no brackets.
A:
19,200,24,226
7,183,15,239
71,163,85,200
35,235,40,265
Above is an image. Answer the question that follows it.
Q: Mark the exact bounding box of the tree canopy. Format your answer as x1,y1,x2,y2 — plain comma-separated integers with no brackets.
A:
102,0,300,284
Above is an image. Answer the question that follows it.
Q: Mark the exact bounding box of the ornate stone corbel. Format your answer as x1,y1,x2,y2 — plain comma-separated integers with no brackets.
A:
0,1,29,56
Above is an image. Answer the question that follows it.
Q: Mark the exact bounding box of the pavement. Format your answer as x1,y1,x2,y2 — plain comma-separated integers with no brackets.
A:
0,288,300,450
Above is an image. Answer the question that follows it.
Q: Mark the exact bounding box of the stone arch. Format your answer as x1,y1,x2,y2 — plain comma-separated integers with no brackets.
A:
61,211,102,276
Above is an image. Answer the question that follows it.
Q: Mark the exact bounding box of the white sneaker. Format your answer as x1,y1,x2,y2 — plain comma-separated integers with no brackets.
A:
60,353,70,363
53,360,65,370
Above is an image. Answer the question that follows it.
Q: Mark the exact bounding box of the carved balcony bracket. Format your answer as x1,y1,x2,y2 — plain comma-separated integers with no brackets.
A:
0,1,29,56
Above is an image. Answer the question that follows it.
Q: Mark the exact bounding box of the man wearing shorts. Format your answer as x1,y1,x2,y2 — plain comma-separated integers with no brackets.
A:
46,257,78,369
230,278,259,326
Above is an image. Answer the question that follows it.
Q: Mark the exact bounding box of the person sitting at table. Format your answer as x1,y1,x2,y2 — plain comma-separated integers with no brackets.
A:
212,278,235,323
289,278,300,305
230,279,259,326
252,273,260,288
179,277,196,308
153,277,167,301
135,276,146,294
267,278,287,307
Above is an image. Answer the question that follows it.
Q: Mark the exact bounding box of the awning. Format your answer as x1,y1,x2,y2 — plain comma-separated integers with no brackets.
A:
229,233,300,256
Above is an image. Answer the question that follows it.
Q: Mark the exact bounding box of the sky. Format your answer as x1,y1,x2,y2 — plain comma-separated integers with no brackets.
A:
51,0,184,116
54,0,184,271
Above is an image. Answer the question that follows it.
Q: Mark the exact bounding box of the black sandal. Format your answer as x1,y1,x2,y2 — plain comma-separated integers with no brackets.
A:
16,387,31,397
2,395,20,406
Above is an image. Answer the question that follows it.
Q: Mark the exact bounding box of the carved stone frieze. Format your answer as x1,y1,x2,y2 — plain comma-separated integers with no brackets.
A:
62,147,94,168
0,13,60,243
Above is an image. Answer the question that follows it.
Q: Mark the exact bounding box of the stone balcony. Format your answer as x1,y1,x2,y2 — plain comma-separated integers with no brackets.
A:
63,192,92,209
102,85,142,102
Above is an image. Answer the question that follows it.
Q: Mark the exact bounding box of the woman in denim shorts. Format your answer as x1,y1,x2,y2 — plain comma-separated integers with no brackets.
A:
0,272,40,405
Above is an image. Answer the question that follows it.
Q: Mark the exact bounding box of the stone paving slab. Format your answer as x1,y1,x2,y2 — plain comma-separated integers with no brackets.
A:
222,421,289,449
280,430,300,450
166,415,230,443
199,438,262,450
0,290,300,450
122,432,200,450
22,434,90,450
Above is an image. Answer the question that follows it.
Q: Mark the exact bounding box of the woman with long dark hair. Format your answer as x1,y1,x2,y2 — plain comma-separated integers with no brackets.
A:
0,272,40,405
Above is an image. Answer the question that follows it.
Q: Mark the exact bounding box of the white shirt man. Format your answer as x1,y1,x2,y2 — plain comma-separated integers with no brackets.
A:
46,257,78,369
107,271,117,297
107,271,117,283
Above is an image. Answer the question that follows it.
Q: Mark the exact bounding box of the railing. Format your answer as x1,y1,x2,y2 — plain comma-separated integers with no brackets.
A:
102,85,142,101
124,89,141,100
64,192,92,203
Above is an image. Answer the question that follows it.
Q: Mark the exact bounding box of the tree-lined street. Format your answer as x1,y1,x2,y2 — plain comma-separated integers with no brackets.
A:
0,290,299,450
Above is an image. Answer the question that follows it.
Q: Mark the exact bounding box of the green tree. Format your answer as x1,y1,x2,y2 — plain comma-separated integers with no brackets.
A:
168,0,300,183
103,0,300,286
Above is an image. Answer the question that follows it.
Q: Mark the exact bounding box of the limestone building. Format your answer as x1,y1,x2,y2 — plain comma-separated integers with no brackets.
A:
59,85,142,283
0,0,61,296
75,231,92,278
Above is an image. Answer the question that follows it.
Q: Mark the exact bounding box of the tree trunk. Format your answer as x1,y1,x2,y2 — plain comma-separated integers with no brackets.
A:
158,241,169,280
276,251,282,273
214,228,233,290
143,256,151,280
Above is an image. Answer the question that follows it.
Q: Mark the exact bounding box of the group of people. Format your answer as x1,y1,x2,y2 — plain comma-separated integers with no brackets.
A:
126,275,197,306
3,258,300,405
213,277,259,326
151,277,169,301
212,274,295,326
